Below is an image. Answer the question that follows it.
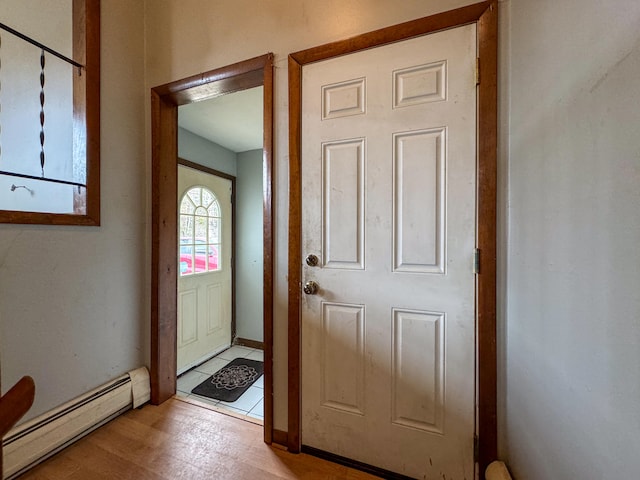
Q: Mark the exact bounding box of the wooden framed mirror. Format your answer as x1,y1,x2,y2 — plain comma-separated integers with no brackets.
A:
0,0,99,225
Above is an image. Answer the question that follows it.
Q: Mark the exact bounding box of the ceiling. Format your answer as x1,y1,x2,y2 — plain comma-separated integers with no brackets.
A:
178,86,263,153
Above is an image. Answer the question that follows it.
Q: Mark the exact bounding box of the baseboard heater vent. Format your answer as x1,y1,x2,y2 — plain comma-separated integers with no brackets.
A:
2,366,150,479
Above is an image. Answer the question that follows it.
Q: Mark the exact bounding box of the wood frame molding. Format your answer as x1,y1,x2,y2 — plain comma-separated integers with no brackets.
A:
287,2,497,475
0,376,35,475
0,0,100,225
272,429,288,448
151,53,275,444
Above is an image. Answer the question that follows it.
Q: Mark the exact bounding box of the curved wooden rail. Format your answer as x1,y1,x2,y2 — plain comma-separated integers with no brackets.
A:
0,376,35,473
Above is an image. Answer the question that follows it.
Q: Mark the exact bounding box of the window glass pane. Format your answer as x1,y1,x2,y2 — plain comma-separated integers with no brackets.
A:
180,197,195,214
179,245,193,276
209,201,220,217
208,244,220,271
188,188,202,206
202,189,213,208
208,218,220,243
179,215,194,240
194,246,207,274
194,206,208,216
195,216,207,241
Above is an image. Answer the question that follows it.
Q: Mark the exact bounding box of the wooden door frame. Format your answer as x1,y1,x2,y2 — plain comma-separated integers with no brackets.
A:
177,159,237,368
287,1,497,474
151,54,275,443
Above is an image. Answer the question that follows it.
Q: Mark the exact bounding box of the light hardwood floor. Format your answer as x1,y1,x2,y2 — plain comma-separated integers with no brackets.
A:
18,398,379,479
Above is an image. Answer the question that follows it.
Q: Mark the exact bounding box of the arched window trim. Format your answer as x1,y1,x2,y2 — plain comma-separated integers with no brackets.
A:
178,185,221,276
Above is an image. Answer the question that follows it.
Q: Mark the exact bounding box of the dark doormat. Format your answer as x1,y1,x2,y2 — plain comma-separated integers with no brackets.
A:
191,357,264,403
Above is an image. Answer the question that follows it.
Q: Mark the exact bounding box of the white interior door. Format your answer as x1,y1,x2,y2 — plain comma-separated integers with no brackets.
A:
301,25,477,479
177,165,232,374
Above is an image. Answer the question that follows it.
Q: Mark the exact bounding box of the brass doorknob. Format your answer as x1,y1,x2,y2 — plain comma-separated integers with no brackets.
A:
303,281,319,295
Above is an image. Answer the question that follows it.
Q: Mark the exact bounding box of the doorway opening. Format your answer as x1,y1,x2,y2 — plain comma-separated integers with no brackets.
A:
175,92,265,420
151,54,274,442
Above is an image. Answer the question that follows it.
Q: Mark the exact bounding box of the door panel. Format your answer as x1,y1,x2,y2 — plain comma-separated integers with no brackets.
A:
391,308,444,433
179,289,198,346
322,139,365,269
393,127,445,273
301,25,477,479
320,302,365,415
177,165,232,374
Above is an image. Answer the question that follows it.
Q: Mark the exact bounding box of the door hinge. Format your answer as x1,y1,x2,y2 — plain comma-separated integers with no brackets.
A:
475,57,480,85
473,248,481,274
474,434,479,463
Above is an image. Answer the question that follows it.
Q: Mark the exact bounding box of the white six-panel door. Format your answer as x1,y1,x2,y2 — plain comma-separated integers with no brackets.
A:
177,165,232,374
301,25,477,479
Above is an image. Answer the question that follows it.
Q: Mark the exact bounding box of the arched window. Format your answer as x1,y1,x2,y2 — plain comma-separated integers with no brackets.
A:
179,186,221,276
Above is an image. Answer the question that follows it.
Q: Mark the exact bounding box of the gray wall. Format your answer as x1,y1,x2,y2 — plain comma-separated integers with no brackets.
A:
0,0,146,421
235,149,264,342
504,0,640,478
178,127,237,177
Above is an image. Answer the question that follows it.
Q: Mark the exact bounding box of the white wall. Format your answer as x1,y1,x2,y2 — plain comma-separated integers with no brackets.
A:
504,0,640,478
235,149,264,342
0,0,146,422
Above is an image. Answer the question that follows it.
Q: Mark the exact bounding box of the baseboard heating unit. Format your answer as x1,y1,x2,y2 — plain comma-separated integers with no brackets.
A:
2,367,150,479
486,461,513,480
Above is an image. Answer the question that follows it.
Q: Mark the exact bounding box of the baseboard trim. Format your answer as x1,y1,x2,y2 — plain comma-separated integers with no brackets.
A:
301,445,415,480
234,337,265,350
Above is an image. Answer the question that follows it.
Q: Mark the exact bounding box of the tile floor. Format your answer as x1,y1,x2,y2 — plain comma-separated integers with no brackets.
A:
176,345,264,423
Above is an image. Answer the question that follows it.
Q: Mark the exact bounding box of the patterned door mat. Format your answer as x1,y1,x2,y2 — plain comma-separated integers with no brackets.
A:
191,357,264,403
